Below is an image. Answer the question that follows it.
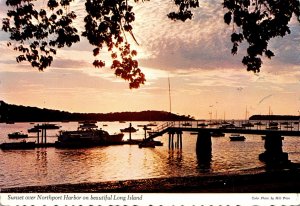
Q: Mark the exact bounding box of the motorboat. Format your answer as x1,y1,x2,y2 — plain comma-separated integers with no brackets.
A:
120,127,138,133
55,122,124,148
211,131,225,137
138,140,163,148
8,132,28,139
229,134,245,141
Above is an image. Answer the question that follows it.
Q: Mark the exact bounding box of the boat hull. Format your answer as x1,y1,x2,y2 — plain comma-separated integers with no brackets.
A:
56,130,124,148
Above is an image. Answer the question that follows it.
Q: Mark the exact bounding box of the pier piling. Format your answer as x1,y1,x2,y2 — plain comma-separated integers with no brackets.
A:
259,133,290,167
196,132,212,159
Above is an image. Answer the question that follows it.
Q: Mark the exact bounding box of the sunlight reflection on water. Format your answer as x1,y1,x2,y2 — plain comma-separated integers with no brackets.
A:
0,122,299,188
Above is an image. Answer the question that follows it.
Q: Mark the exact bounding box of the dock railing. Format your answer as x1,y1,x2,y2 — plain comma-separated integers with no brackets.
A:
150,121,175,134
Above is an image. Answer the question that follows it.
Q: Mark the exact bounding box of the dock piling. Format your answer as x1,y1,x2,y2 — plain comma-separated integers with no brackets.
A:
259,133,290,167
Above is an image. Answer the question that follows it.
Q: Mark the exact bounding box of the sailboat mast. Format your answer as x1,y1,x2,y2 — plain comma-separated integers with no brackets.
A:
168,76,171,114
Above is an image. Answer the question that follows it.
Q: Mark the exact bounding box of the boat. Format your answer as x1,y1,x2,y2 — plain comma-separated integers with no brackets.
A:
8,132,28,139
219,123,236,129
261,135,284,140
55,122,124,148
266,126,279,130
28,127,41,133
254,121,265,126
197,123,208,127
138,140,163,148
0,140,35,150
182,122,192,127
229,134,246,141
242,122,254,127
269,121,278,127
120,127,138,133
34,123,61,129
211,131,225,137
147,122,158,127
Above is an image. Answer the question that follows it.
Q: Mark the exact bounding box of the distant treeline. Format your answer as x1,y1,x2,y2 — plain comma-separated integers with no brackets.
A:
250,115,300,120
0,101,194,122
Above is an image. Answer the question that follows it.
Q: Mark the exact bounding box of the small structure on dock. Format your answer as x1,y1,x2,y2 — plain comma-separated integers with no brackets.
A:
28,123,60,145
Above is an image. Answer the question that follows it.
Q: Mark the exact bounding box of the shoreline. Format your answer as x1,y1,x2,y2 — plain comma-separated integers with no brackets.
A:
2,168,300,193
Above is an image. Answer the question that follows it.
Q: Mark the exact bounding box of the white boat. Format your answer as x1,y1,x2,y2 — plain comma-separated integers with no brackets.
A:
229,134,246,141
55,122,124,148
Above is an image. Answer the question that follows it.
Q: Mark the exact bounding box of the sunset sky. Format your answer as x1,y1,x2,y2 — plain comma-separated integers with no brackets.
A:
1,0,300,119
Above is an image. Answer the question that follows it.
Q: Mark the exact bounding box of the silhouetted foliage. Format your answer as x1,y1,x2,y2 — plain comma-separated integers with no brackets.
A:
2,0,80,70
2,0,145,89
250,115,300,121
169,0,300,72
2,0,300,85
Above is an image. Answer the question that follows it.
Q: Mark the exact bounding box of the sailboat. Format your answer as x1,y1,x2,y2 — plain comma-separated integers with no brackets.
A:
242,106,254,127
266,106,279,130
168,76,171,114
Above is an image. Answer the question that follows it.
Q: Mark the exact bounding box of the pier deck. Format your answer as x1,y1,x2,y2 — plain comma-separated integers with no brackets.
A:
146,121,300,140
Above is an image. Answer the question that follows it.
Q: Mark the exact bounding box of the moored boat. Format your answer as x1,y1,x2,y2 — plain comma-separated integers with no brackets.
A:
8,132,28,139
138,140,163,148
229,134,246,141
182,122,192,127
197,123,208,127
147,122,158,127
242,122,254,127
120,127,138,133
211,131,225,137
266,126,279,130
55,122,124,148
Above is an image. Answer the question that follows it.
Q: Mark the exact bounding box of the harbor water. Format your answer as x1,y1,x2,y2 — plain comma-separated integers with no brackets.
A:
1,121,300,189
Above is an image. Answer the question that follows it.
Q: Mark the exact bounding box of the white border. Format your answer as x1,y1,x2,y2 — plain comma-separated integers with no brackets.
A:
1,193,300,206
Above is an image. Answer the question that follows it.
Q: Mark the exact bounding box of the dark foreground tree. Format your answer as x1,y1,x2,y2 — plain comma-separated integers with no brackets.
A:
2,0,300,88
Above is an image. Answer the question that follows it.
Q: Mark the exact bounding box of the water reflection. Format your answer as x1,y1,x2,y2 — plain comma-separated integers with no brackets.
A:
196,151,212,173
35,149,48,177
168,150,183,162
